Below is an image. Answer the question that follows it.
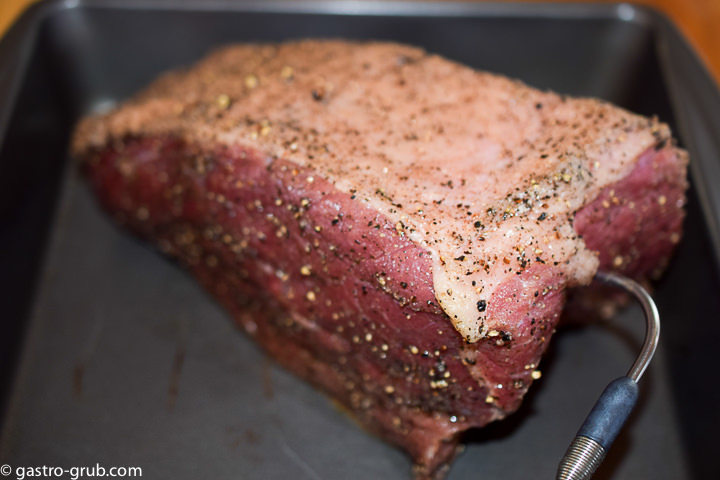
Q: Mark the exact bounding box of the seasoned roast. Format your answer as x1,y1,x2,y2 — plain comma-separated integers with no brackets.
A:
72,40,688,478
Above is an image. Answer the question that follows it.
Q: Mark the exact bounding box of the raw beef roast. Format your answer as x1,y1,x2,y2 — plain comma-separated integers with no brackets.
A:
72,40,688,478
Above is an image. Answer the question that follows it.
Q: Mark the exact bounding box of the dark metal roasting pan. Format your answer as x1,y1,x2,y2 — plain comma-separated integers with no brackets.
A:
1,1,719,479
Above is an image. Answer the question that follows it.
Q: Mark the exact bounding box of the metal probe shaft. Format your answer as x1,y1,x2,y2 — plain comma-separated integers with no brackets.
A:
556,272,660,480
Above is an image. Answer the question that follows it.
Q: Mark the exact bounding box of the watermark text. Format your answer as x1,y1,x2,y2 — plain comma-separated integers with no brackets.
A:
1,464,141,480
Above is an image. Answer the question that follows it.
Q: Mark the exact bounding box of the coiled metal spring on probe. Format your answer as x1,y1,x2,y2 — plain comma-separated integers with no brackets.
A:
556,271,660,480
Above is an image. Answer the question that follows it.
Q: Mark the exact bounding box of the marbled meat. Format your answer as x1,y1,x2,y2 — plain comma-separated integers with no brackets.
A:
72,40,688,479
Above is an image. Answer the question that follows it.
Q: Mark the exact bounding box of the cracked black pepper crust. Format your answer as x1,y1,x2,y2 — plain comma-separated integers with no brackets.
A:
72,39,685,342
